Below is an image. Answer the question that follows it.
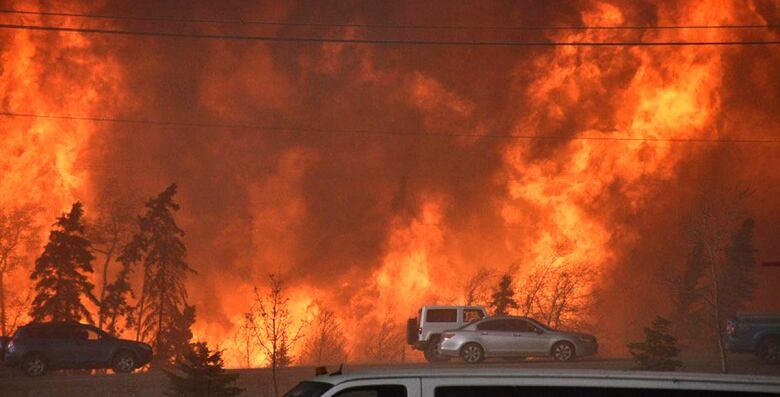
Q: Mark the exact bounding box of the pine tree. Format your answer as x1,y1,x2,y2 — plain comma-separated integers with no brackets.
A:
158,304,197,365
721,218,757,318
118,184,196,364
29,202,98,323
164,342,244,397
628,316,683,371
490,273,519,316
99,261,135,336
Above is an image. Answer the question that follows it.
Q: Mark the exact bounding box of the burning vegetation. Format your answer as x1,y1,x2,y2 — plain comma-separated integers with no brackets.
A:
1,0,779,370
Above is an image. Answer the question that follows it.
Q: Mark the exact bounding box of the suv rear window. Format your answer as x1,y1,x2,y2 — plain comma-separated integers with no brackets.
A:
463,309,484,323
425,309,457,323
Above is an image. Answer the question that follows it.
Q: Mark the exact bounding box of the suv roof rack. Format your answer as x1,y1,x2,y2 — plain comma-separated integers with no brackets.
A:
330,364,343,376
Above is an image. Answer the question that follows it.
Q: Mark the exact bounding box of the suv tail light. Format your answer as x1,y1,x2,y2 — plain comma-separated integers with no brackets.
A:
418,327,422,335
726,319,737,336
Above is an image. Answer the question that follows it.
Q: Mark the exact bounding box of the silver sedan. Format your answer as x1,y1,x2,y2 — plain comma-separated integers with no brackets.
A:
437,316,597,363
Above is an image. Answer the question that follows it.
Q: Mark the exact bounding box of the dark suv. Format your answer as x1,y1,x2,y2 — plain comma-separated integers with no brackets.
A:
726,313,780,364
3,322,153,376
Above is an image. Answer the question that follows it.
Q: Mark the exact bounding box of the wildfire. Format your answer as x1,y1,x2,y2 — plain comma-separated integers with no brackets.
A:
1,0,779,368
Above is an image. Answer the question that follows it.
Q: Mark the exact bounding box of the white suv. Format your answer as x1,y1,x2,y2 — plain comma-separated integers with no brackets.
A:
284,368,780,397
406,305,487,362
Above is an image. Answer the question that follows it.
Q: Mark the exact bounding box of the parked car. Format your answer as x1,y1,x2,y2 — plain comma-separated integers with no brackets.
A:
283,367,780,397
406,305,487,362
3,322,153,376
726,312,780,364
437,316,597,363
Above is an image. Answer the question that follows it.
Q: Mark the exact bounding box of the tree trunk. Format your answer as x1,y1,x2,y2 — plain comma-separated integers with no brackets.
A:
272,355,279,397
710,260,729,373
97,237,118,330
135,274,148,341
0,269,6,338
155,289,165,354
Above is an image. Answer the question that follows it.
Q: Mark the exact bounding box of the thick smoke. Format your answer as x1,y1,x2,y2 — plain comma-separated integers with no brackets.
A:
2,0,779,364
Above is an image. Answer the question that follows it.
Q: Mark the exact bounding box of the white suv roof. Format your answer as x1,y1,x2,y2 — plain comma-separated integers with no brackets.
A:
312,368,780,393
421,305,485,310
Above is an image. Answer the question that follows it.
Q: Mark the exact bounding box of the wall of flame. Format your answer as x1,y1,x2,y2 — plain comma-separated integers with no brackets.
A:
2,0,779,367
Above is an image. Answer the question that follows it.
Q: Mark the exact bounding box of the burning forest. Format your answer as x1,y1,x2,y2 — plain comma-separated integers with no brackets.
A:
1,0,779,371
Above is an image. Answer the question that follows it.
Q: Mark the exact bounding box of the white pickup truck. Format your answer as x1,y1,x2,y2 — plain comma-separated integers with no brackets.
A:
284,368,780,397
406,305,487,362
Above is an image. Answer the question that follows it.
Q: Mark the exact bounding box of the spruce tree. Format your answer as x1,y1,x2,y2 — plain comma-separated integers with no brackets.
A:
99,261,135,336
164,342,244,397
490,273,519,316
158,304,197,365
628,316,683,371
119,184,195,364
721,218,757,317
29,202,98,323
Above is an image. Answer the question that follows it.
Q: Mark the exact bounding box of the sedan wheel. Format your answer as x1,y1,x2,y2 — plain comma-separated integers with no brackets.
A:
112,351,136,373
22,354,46,377
460,343,484,364
552,342,575,362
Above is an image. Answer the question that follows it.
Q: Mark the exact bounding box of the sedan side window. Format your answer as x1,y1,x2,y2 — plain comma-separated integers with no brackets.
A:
510,320,537,333
69,327,89,340
333,385,407,397
49,326,75,339
476,320,507,331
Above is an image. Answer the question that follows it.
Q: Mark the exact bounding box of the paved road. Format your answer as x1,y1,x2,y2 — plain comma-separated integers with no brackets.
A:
1,356,778,397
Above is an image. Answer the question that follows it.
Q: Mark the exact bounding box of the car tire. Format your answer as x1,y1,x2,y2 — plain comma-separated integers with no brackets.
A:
460,343,484,364
22,353,46,377
111,350,137,374
551,341,576,362
757,338,780,365
423,338,449,363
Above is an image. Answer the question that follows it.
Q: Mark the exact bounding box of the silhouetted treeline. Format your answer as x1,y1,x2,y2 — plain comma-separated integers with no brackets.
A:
18,183,199,368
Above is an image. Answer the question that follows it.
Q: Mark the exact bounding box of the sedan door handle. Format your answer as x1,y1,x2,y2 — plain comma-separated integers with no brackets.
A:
480,332,489,335
513,333,523,336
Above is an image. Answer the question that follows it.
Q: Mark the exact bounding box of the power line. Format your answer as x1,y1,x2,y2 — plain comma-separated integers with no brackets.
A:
3,111,780,144
2,23,780,46
2,8,779,31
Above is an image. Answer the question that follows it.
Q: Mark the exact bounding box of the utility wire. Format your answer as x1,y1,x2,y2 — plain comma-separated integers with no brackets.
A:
1,23,779,46
3,111,779,144
2,8,779,31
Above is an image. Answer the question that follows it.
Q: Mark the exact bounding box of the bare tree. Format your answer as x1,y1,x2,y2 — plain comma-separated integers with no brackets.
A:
666,187,753,374
518,256,560,317
364,313,403,363
515,253,595,330
0,205,38,337
5,289,33,337
231,312,258,368
533,264,595,329
299,308,348,366
461,268,495,306
251,274,307,397
87,184,137,331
